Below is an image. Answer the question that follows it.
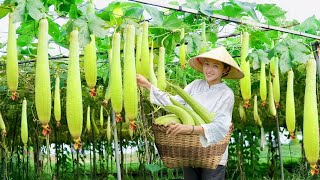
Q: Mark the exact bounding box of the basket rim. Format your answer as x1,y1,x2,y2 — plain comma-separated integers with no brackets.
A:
152,122,234,135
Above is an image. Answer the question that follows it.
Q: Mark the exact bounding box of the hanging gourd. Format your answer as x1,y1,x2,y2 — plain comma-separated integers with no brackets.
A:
239,32,251,108
84,34,97,97
54,74,61,127
260,62,267,106
110,32,123,122
140,21,150,79
123,25,138,125
66,29,83,150
35,18,51,136
179,28,186,69
286,70,295,139
149,40,157,87
6,13,19,100
157,46,167,91
303,59,319,175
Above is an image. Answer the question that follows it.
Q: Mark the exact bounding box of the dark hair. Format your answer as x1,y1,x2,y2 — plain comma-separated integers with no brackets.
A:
222,63,231,77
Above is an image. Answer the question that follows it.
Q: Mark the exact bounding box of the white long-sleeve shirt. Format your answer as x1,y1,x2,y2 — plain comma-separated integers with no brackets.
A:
150,79,234,166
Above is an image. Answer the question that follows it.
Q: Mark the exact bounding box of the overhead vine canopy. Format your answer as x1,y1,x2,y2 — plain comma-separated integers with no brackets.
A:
0,0,319,67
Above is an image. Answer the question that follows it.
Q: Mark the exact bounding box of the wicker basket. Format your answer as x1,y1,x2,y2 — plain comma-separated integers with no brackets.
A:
152,123,234,169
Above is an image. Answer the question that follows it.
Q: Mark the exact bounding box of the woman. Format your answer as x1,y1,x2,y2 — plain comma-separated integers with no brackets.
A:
136,46,244,180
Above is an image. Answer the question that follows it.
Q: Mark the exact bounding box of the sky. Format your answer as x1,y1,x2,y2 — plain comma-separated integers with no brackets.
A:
0,0,319,56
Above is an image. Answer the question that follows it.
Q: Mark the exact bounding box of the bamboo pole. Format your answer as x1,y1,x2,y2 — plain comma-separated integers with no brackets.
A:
1,134,6,180
112,111,122,180
139,92,150,164
275,115,284,180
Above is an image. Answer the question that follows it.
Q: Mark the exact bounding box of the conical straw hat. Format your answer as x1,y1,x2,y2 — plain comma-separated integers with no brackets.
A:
189,46,244,79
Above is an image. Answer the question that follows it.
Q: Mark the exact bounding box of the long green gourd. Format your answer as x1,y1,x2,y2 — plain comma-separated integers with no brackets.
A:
35,18,51,135
303,59,319,175
66,29,83,150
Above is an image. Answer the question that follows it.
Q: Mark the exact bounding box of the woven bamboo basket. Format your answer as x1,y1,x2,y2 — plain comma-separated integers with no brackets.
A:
152,123,234,169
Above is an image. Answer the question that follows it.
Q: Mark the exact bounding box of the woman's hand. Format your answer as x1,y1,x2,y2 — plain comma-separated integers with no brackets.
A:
166,122,193,136
136,74,152,90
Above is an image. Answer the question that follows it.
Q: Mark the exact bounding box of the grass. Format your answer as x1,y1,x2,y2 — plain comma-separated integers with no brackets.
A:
6,140,315,179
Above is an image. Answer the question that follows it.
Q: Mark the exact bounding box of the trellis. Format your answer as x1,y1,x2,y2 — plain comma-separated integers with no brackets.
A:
129,0,320,40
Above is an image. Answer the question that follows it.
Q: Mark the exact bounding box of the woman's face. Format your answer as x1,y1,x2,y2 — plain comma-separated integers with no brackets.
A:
202,59,226,85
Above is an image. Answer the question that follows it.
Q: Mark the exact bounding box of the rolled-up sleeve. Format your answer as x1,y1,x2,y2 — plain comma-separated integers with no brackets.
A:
149,81,195,106
199,91,234,147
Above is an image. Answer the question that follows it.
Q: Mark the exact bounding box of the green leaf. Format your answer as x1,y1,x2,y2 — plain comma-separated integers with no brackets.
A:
163,33,180,56
207,32,218,46
214,0,258,20
289,50,309,64
206,24,218,47
248,51,259,70
97,37,111,52
74,0,84,4
97,2,123,27
256,4,286,25
185,32,203,55
0,7,10,19
20,46,37,56
122,3,144,19
269,39,310,73
199,2,215,16
286,40,309,54
0,43,5,49
69,4,78,19
17,34,33,46
3,0,13,6
73,18,90,48
26,0,46,20
257,50,270,64
145,164,162,174
48,18,61,41
250,30,279,49
248,49,269,70
16,20,38,35
213,2,243,18
12,0,26,22
279,52,291,73
56,1,72,16
96,1,119,21
97,66,109,84
74,2,109,40
142,4,163,26
256,4,286,19
294,15,320,35
232,0,258,21
162,13,182,30
287,40,310,64
87,14,109,38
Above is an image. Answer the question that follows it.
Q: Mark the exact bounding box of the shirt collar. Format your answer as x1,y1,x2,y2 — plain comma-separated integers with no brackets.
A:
205,81,225,89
